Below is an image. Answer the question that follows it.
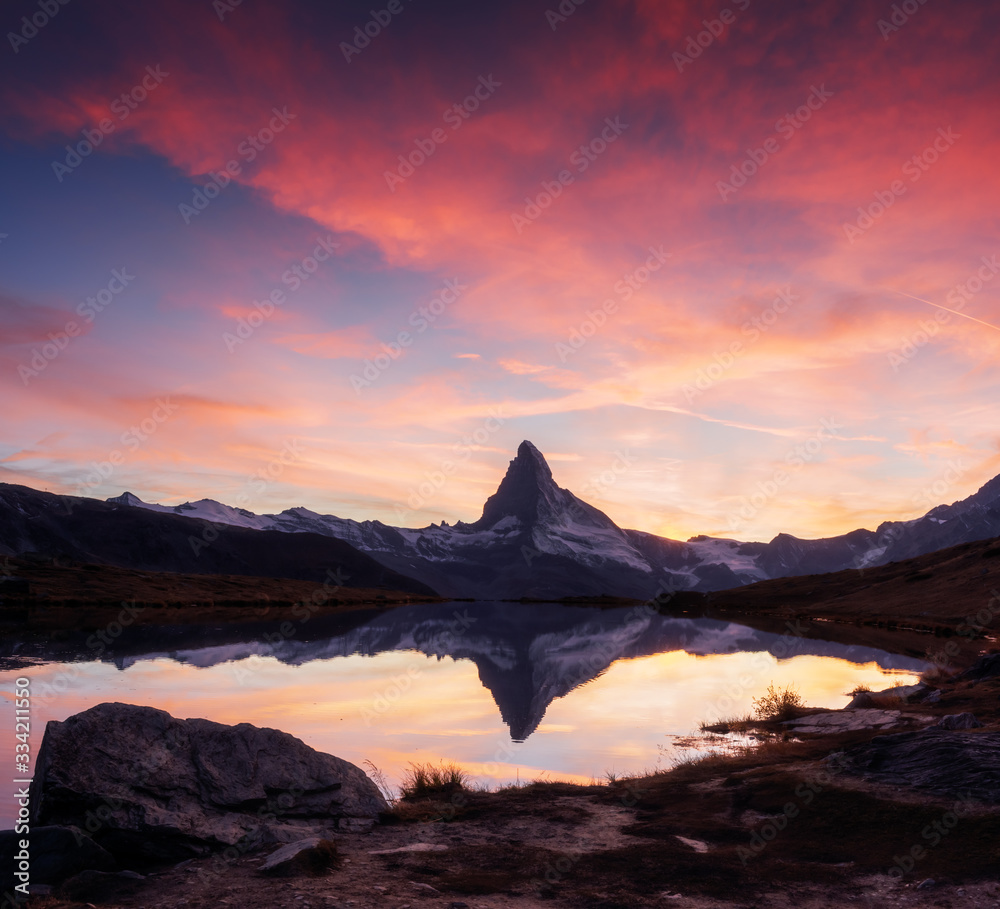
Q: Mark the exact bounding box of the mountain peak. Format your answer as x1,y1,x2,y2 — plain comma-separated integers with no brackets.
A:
470,441,624,538
473,441,559,529
107,491,145,507
515,440,552,477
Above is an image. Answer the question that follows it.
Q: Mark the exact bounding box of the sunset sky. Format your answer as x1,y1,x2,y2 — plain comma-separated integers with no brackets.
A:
2,0,998,543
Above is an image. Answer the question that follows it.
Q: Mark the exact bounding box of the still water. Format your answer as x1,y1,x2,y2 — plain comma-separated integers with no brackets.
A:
0,601,926,825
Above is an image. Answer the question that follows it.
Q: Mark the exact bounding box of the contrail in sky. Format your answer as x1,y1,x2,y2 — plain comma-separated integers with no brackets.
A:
894,290,1000,333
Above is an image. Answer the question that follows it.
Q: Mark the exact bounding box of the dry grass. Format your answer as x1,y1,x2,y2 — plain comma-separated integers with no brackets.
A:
699,712,757,734
752,682,804,721
362,759,397,806
399,761,470,799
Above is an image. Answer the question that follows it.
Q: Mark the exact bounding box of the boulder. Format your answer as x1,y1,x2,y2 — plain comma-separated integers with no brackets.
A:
30,702,387,864
848,684,932,708
841,731,1000,802
259,836,340,876
875,683,927,701
783,708,906,734
57,870,146,903
0,825,117,886
958,653,1000,681
931,712,983,730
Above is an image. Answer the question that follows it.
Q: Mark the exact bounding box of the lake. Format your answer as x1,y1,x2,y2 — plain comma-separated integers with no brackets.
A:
0,601,926,826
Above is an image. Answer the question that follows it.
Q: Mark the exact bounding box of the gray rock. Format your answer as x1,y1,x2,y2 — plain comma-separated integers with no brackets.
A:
30,702,388,864
259,836,340,876
783,708,904,734
958,653,1000,681
842,731,1000,802
370,843,449,855
58,869,146,903
0,825,117,887
876,683,928,701
932,713,983,730
848,684,931,708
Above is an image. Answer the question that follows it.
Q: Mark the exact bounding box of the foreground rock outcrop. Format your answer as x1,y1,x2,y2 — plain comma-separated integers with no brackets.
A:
841,730,1000,802
30,702,387,864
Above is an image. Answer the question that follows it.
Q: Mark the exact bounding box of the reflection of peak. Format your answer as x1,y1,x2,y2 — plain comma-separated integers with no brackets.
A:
1,601,929,743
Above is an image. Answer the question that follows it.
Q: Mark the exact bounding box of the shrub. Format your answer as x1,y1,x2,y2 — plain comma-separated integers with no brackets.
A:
752,683,803,721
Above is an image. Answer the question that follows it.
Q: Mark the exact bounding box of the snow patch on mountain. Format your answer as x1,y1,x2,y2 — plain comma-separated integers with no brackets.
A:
102,439,1000,597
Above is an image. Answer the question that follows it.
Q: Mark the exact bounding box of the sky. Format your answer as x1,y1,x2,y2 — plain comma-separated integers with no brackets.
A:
1,0,998,544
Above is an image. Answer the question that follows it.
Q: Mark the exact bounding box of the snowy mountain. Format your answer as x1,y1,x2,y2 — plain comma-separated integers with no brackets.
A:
97,440,1000,599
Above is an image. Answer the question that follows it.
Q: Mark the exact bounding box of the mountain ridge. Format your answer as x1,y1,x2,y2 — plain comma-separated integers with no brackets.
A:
4,440,1000,599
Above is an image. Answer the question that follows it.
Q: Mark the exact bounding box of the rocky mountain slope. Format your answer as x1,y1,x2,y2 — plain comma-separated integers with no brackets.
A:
2,440,1000,599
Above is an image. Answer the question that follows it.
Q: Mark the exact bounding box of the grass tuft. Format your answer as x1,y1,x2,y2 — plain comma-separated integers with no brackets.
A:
399,761,470,799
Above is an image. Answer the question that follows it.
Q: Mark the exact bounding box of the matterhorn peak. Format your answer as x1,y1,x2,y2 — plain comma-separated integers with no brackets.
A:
470,440,620,536
515,440,553,478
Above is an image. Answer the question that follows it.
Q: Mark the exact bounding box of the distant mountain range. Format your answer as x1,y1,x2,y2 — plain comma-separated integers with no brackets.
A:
2,440,999,599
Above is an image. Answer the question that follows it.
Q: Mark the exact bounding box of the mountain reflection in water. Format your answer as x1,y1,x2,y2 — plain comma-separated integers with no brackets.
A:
2,601,927,742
